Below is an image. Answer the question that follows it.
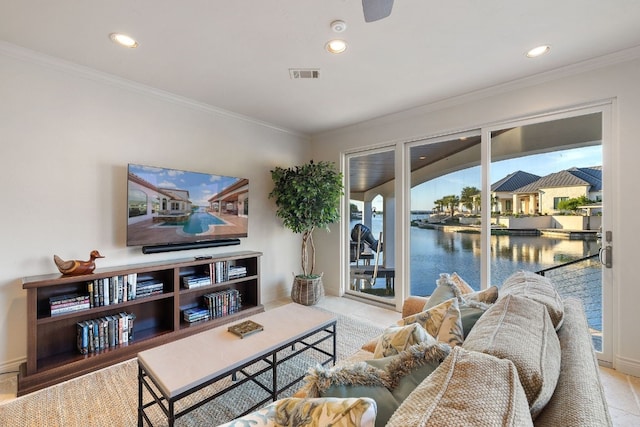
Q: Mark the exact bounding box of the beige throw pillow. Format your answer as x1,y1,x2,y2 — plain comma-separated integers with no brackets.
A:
386,346,533,427
501,270,564,330
462,294,561,419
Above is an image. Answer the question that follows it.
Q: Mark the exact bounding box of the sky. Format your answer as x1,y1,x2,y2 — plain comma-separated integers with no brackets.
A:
409,145,602,211
129,164,241,207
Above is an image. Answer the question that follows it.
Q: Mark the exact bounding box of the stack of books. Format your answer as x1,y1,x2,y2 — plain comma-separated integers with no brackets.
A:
76,312,136,354
206,261,228,283
87,273,139,307
182,306,211,323
135,279,164,299
203,289,241,319
228,265,247,279
205,262,248,283
182,275,211,289
50,294,91,316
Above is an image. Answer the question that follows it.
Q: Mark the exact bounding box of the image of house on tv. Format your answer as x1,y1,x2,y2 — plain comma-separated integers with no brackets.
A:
127,172,193,224
208,179,249,218
127,166,249,246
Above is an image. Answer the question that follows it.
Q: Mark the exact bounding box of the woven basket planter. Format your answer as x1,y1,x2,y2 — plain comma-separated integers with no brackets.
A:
291,274,324,306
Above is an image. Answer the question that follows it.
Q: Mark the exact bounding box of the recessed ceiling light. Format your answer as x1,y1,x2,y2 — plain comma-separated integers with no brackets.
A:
326,39,347,54
526,45,550,58
109,33,139,48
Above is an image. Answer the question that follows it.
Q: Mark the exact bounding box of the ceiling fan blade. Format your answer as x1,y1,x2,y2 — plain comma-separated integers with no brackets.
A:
362,0,394,22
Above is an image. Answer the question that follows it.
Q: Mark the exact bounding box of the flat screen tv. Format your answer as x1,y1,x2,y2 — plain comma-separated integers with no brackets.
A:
127,163,248,252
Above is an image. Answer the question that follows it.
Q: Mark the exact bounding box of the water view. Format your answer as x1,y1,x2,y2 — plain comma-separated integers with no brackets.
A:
410,227,599,295
351,214,603,350
352,215,600,295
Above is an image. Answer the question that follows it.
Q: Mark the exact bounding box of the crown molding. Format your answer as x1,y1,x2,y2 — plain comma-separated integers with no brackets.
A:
0,41,308,139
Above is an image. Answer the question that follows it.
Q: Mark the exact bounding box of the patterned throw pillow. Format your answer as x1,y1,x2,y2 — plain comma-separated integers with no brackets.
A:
464,285,499,305
373,323,435,358
425,273,494,309
451,272,475,294
401,298,464,347
216,397,378,427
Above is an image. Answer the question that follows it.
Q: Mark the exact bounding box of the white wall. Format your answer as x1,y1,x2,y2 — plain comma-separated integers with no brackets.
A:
0,46,308,371
311,53,640,376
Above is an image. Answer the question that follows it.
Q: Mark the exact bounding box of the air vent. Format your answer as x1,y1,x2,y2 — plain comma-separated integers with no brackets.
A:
289,69,320,79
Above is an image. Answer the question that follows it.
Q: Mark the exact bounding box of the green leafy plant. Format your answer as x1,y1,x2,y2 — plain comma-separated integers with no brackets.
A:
269,160,344,277
557,195,594,213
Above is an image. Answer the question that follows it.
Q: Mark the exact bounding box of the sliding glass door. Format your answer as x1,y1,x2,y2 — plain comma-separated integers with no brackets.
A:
488,109,611,363
342,105,613,364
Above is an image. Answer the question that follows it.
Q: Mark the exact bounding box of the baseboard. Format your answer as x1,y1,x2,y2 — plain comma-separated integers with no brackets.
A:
615,355,640,377
0,357,25,376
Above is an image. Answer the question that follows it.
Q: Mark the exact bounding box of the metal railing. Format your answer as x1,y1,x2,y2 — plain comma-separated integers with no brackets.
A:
536,254,602,351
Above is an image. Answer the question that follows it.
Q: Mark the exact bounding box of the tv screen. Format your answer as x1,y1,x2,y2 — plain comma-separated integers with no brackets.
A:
127,164,248,249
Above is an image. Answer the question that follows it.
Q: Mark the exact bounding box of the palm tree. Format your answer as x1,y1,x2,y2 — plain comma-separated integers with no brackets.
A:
433,198,445,213
442,195,460,216
460,186,481,212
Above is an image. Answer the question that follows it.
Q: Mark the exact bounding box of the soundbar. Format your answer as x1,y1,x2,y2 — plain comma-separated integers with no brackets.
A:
142,239,241,254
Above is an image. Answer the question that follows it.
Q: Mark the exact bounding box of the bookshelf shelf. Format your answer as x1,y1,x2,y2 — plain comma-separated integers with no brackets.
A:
19,250,263,396
36,292,177,324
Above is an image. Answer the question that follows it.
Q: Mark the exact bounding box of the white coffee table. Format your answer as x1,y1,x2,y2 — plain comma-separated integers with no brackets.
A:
137,303,337,426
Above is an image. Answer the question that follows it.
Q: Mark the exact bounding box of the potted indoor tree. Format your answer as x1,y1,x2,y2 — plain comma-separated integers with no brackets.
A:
269,160,343,305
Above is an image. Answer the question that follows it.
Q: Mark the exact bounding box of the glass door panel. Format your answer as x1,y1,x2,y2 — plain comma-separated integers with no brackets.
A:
346,148,396,303
489,112,607,355
408,133,482,295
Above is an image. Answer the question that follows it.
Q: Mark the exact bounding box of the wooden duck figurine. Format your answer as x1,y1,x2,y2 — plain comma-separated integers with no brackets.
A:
53,250,105,276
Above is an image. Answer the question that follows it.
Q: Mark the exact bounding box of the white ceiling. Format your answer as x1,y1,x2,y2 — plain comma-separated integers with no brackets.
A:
2,1,640,136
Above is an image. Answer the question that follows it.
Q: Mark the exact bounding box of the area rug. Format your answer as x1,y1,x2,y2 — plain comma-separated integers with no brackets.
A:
0,308,383,427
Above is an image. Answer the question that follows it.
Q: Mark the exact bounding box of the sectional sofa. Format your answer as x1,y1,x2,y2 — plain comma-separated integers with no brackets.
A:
219,271,611,427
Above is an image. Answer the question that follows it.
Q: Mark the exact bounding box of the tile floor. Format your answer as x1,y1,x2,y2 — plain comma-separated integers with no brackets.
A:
1,295,639,426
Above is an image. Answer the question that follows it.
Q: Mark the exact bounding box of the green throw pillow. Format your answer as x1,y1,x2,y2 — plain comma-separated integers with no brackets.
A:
303,341,451,427
459,304,487,339
366,341,450,403
424,273,464,310
303,362,394,427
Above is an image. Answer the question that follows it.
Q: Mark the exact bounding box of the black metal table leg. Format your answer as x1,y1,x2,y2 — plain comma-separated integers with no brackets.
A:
138,365,144,427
